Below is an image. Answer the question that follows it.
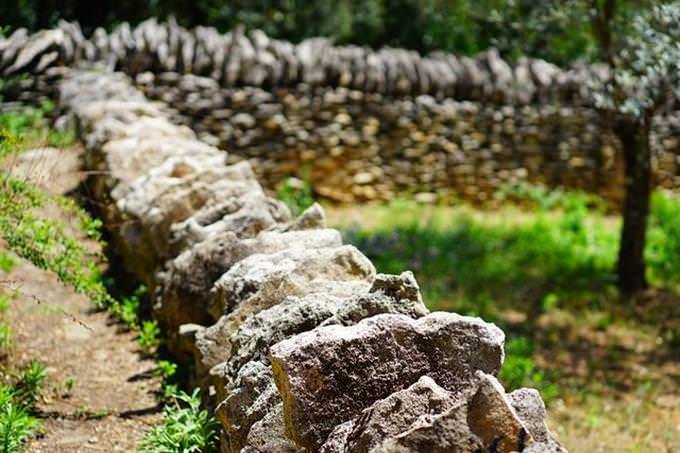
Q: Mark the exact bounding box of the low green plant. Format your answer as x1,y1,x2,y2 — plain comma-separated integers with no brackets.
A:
138,320,161,350
646,191,680,287
277,175,315,217
14,360,47,409
116,285,147,329
499,336,559,402
139,388,218,453
154,360,177,381
0,323,13,354
0,385,41,453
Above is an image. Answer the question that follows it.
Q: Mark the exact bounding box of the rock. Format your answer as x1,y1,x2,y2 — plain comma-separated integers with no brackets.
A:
211,272,428,451
508,388,567,452
155,227,342,337
210,245,375,319
340,373,534,453
466,372,532,452
320,376,457,453
167,193,291,255
270,311,505,449
114,158,264,282
241,403,303,453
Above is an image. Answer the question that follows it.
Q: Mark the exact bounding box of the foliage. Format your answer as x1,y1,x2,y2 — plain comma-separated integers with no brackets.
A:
344,192,618,316
13,361,47,410
593,2,680,117
646,191,680,287
0,361,47,453
137,320,160,350
0,254,15,274
499,336,559,402
277,176,315,217
139,389,219,453
0,324,13,354
0,0,654,65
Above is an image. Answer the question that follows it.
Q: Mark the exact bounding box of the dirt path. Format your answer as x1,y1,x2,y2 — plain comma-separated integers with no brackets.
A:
0,145,162,452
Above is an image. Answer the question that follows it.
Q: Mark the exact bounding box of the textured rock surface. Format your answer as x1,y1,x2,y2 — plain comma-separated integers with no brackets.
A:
323,373,542,453
210,244,376,319
270,312,505,449
213,272,429,452
319,376,457,453
156,225,342,334
6,20,680,208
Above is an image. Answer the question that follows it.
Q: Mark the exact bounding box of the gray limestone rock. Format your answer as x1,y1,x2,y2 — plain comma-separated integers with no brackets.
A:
270,312,505,449
155,227,342,336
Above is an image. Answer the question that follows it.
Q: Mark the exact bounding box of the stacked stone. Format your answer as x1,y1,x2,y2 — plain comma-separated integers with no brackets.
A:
3,18,606,104
136,71,680,206
60,68,566,452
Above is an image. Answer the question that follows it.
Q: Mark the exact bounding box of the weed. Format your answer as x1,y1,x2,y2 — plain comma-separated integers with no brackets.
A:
0,386,41,453
116,285,146,330
14,360,47,409
154,360,177,381
0,253,14,273
139,388,218,453
277,175,314,217
138,320,161,350
0,324,13,354
0,294,12,314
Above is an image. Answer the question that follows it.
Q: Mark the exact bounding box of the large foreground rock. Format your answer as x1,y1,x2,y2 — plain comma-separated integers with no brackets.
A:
214,272,429,452
208,244,375,320
270,311,505,449
320,373,566,453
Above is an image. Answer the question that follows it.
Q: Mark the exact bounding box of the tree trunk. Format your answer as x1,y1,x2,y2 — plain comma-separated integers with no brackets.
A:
615,115,652,294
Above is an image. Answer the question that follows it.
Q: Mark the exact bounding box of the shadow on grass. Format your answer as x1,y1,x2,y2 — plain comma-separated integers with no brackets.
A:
337,192,680,398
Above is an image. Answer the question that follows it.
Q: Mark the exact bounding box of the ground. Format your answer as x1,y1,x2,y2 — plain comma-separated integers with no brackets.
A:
0,145,162,452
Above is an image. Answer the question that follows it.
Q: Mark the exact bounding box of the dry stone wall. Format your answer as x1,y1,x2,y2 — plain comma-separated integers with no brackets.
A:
3,20,680,205
59,68,568,452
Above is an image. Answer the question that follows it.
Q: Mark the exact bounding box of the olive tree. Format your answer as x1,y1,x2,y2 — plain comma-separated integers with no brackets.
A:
591,2,680,293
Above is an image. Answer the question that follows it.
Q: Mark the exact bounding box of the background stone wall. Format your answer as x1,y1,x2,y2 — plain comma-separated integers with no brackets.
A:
2,19,680,206
137,72,680,206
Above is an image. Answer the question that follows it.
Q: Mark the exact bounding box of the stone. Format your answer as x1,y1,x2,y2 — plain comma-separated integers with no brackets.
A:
210,245,375,319
270,311,505,449
155,227,342,336
320,376,457,453
212,273,428,451
335,373,535,453
167,193,291,255
241,403,303,453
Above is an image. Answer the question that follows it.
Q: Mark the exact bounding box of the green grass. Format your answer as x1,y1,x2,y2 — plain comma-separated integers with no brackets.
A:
0,360,48,453
336,186,680,396
139,389,218,453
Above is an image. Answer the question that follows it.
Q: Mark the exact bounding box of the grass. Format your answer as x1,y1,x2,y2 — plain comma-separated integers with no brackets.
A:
0,360,48,453
329,187,680,404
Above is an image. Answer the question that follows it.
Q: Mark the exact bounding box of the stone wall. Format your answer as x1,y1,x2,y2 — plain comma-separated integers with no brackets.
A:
3,20,679,205
59,68,567,452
